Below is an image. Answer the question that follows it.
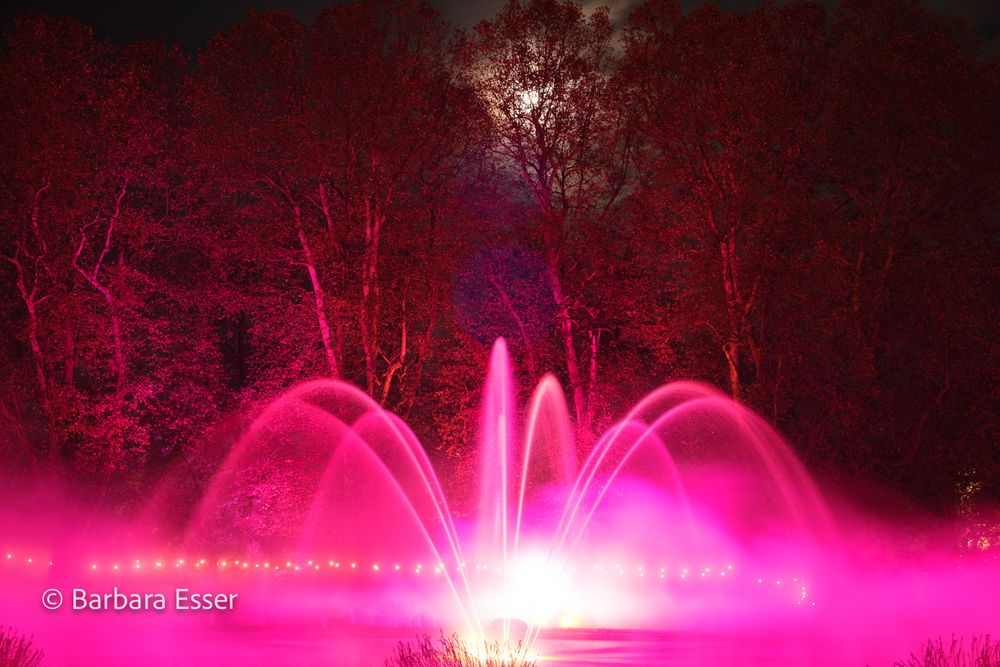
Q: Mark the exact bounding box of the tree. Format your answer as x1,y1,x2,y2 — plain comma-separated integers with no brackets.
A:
0,16,93,470
190,11,342,379
807,0,1000,496
1,16,187,479
306,0,476,402
458,0,630,441
622,0,828,403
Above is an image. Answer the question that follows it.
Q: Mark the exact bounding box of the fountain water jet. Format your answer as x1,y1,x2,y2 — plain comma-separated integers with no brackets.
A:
173,337,837,647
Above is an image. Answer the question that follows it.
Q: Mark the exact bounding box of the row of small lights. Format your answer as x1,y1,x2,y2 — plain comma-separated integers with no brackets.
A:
5,552,745,576
4,550,811,599
5,552,420,574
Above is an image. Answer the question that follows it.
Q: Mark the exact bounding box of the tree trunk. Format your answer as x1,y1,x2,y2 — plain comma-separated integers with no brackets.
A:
24,288,59,472
489,269,538,379
74,179,129,397
584,328,600,442
723,340,741,402
720,230,743,401
292,203,339,377
360,198,384,396
4,179,56,465
379,317,406,406
75,271,126,394
400,315,437,417
547,266,585,430
96,283,126,395
24,295,50,411
360,314,377,396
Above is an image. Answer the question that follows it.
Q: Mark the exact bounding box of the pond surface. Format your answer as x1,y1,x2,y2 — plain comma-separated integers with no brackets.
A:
30,623,873,666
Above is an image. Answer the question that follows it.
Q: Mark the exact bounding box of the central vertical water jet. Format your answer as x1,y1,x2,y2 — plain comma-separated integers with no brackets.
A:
477,338,515,641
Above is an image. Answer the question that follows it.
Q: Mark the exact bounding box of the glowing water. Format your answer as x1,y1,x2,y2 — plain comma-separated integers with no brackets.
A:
173,338,840,644
3,337,996,666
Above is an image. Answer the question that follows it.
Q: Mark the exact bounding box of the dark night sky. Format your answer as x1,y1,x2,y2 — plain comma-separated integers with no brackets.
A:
1,0,999,54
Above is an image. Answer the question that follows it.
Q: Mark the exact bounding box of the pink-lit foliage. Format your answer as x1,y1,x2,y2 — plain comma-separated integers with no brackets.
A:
1,0,996,520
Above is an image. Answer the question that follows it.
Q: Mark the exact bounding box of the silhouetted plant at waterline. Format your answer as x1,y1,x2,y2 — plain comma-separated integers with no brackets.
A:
0,626,44,667
895,635,1000,667
384,632,536,667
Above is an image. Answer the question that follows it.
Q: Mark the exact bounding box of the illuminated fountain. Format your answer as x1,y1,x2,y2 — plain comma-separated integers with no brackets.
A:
173,337,836,644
